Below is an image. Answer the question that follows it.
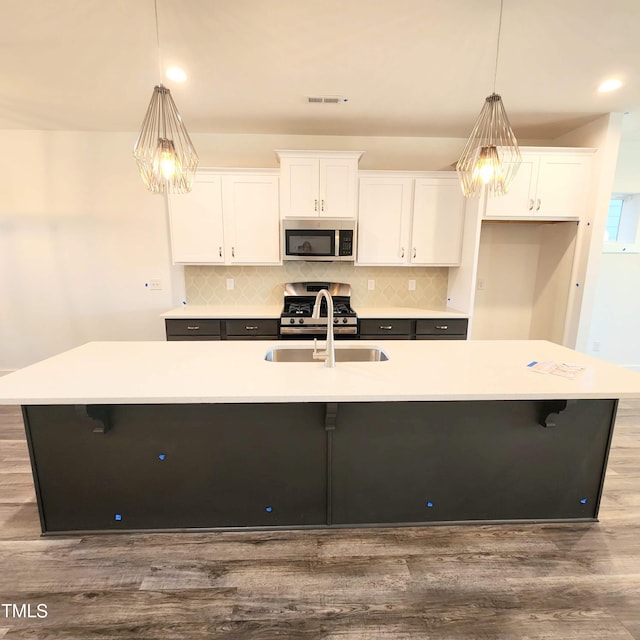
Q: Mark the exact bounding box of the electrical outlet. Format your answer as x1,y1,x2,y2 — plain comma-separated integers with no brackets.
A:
477,278,485,291
226,278,235,291
408,279,416,291
592,341,600,352
147,279,162,290
368,279,375,291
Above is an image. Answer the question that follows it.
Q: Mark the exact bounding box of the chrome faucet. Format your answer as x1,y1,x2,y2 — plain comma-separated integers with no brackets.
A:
312,289,335,368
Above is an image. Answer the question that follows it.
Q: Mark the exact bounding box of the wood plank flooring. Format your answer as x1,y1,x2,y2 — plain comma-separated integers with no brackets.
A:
0,401,639,639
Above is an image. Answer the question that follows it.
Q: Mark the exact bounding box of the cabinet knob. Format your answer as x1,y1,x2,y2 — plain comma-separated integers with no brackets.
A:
401,247,405,258
413,247,416,259
219,246,222,257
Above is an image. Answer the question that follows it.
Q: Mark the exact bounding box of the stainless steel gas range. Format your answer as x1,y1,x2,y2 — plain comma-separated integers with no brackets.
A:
279,282,358,339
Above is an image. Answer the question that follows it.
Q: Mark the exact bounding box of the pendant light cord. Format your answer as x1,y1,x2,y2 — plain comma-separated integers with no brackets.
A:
493,0,504,94
154,0,162,83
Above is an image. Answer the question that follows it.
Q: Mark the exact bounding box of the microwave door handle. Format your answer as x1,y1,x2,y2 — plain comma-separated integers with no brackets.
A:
335,229,340,257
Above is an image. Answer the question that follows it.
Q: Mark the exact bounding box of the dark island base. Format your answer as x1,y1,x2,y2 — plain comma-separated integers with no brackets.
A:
22,399,617,534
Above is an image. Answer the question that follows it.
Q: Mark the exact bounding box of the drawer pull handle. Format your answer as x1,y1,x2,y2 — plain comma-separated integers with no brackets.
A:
219,246,222,257
314,199,318,211
187,326,200,330
435,325,448,330
536,199,541,211
380,325,393,330
529,199,534,211
245,325,258,330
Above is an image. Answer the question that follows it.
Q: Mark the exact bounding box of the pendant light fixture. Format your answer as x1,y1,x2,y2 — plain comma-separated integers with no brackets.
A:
456,0,520,198
133,0,198,194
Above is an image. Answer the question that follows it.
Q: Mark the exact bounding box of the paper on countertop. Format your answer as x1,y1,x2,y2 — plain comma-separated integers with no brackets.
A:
526,360,586,380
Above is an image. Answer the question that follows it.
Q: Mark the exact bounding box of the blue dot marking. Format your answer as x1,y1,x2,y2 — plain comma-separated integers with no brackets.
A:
158,454,166,461
426,501,434,508
265,506,273,513
115,514,122,521
580,498,588,504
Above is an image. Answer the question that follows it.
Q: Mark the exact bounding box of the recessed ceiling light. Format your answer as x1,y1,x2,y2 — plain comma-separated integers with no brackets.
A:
598,78,622,93
166,67,187,83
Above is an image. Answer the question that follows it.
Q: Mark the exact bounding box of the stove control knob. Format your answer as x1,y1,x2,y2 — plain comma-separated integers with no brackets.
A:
299,318,304,324
289,318,295,324
342,317,348,324
334,318,339,324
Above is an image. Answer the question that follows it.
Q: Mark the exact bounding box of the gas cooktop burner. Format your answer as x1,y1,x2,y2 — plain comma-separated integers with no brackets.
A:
279,281,358,337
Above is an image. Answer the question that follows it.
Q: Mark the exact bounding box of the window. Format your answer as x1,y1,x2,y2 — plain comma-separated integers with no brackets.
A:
604,194,640,252
605,198,624,242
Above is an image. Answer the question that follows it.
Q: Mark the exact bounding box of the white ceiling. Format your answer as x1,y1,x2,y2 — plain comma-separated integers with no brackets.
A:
2,0,640,140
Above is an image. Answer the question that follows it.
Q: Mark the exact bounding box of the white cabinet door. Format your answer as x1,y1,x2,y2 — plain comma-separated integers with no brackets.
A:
168,172,225,264
535,154,591,218
357,176,412,264
319,158,358,218
484,151,592,220
484,158,536,218
279,157,319,218
222,174,280,264
412,178,465,265
277,151,361,219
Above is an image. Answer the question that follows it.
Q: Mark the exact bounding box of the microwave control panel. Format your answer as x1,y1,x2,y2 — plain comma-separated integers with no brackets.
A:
338,230,354,256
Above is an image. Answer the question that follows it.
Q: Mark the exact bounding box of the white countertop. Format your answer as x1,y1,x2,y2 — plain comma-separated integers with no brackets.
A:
162,305,282,319
161,305,467,319
0,340,638,405
356,306,467,319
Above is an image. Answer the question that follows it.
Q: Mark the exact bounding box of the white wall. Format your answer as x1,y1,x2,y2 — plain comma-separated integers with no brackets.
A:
584,114,640,370
553,113,623,351
0,131,178,371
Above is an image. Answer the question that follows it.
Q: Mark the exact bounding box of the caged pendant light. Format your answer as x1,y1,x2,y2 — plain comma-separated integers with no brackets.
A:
134,0,198,194
456,0,520,198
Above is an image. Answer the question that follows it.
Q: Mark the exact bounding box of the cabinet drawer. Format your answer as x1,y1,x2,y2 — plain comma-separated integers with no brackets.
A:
167,335,221,341
359,319,414,337
415,318,468,337
225,319,279,338
165,319,221,337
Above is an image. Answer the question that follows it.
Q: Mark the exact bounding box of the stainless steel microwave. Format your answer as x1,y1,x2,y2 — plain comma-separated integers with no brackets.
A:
282,219,356,261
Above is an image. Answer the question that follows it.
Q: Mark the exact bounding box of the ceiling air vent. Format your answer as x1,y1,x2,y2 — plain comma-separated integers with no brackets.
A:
306,96,348,104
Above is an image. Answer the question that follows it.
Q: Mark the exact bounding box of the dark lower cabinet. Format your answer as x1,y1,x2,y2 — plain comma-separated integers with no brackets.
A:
331,400,616,525
25,404,327,532
23,398,616,534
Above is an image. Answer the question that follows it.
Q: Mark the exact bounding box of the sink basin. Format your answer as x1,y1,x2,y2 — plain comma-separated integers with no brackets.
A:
264,346,389,363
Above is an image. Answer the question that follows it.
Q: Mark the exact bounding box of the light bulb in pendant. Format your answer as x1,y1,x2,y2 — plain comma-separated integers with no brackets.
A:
153,138,181,181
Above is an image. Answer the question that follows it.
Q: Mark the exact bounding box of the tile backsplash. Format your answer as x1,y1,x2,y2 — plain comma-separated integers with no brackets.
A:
185,264,449,308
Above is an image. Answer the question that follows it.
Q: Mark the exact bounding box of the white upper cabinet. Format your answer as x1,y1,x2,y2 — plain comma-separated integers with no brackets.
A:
168,172,225,264
357,172,465,266
357,175,413,264
168,170,280,265
484,149,593,220
412,177,465,265
276,150,362,218
221,173,280,264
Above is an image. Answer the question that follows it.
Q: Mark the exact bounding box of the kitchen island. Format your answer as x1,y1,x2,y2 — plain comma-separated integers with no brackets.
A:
0,339,639,534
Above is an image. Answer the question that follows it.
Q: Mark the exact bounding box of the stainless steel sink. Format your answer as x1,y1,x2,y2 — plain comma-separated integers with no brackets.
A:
264,346,389,363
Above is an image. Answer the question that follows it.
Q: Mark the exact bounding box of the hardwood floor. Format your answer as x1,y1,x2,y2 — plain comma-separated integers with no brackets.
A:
0,401,639,639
